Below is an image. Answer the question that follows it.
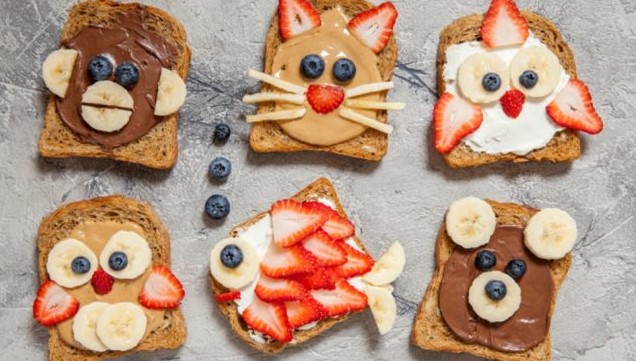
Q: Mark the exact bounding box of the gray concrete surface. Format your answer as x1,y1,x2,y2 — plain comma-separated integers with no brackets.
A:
1,0,635,360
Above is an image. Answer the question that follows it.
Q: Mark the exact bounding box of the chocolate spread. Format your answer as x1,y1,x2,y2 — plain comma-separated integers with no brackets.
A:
57,5,178,149
439,226,555,352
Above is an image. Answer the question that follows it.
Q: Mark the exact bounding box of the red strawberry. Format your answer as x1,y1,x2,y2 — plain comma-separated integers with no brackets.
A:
310,279,368,317
306,84,345,114
271,199,328,247
434,92,484,154
304,201,355,240
295,266,338,290
500,89,525,118
261,243,317,278
301,230,347,267
255,276,307,302
480,0,529,48
139,265,185,309
278,0,321,41
91,268,114,295
348,2,398,53
547,80,603,134
215,290,241,303
335,242,374,279
33,280,80,326
243,298,292,342
286,297,327,328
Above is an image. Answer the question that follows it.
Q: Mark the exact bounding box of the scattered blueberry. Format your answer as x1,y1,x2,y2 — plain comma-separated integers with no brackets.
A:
108,251,128,271
519,70,539,89
505,259,527,279
114,62,140,88
475,250,497,270
88,55,113,82
482,72,502,92
205,194,230,220
300,54,325,79
485,280,507,301
209,157,232,179
214,123,231,143
333,58,356,83
71,256,91,274
220,244,243,269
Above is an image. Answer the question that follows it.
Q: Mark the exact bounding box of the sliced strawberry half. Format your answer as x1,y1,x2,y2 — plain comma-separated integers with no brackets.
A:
348,2,398,54
433,92,484,154
310,279,368,317
243,298,292,342
306,84,345,114
215,290,241,303
305,201,356,240
295,266,339,290
335,242,374,279
139,265,185,309
286,296,327,328
547,79,603,134
272,199,329,247
480,0,529,48
261,243,317,279
33,280,79,326
255,275,307,302
301,230,347,267
278,0,321,41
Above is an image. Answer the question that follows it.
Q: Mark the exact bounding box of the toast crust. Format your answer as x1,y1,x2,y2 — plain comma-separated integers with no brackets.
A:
36,196,187,361
249,0,398,161
411,200,572,361
437,11,581,168
38,0,192,170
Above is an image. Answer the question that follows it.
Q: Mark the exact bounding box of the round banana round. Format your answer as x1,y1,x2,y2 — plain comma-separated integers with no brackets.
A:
72,302,109,352
524,208,577,260
458,52,509,104
82,80,134,108
95,302,147,351
362,241,405,286
468,271,521,323
154,68,187,116
510,46,561,98
446,197,497,249
210,237,259,289
365,285,397,335
99,231,152,279
81,106,132,133
46,238,98,288
43,49,79,98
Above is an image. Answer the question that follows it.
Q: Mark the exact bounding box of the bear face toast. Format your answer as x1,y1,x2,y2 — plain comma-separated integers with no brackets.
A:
412,197,577,361
243,0,405,161
433,0,604,167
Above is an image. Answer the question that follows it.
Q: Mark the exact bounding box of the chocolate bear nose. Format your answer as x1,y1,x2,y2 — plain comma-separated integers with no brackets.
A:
485,280,507,301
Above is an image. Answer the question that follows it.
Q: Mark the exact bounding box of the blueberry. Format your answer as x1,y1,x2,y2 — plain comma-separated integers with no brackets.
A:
482,72,502,92
506,259,527,279
209,157,232,179
333,58,356,82
71,256,91,274
108,251,128,271
300,54,325,79
519,70,539,89
474,250,496,270
205,194,230,220
220,244,243,269
114,62,139,88
213,123,231,143
485,280,507,301
88,55,113,82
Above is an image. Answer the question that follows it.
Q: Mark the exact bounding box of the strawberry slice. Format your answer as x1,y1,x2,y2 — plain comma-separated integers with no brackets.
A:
286,296,327,328
255,275,307,302
139,265,185,309
33,280,79,326
347,2,398,54
301,230,347,267
433,92,484,154
215,290,241,303
310,279,368,317
306,84,345,114
304,201,355,240
272,199,328,247
547,79,603,134
243,298,292,342
295,266,339,290
278,0,321,41
335,242,374,279
261,243,317,278
480,0,529,48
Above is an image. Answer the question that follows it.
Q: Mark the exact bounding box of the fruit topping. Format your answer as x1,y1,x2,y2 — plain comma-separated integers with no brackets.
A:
500,89,525,118
485,280,507,301
295,266,338,290
468,271,521,323
348,2,398,54
480,0,529,48
364,284,397,335
209,156,232,179
47,238,97,288
114,62,139,88
300,54,325,79
362,241,405,286
88,55,113,82
474,250,497,270
433,93,484,154
519,70,538,89
215,290,241,303
304,201,355,240
139,265,185,309
547,79,603,134
510,46,561,98
95,303,147,351
271,199,328,247
278,0,321,41
482,73,502,92
99,230,151,279
333,58,356,83
306,84,345,114
261,243,316,278
71,256,91,275
255,275,308,302
33,280,80,326
210,238,259,289
311,279,368,317
213,123,231,143
220,244,243,269
334,242,374,279
243,297,292,342
108,251,128,271
286,297,327,328
458,53,509,104
205,194,231,220
91,269,114,295
505,259,527,279
524,208,578,260
42,49,79,98
445,197,496,249
301,230,347,267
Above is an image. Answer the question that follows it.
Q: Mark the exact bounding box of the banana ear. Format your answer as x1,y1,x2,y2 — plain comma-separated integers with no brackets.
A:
154,68,187,116
347,2,398,54
523,208,578,260
278,0,321,41
42,48,79,98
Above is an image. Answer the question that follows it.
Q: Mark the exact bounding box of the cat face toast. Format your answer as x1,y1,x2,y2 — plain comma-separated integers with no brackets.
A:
433,0,604,167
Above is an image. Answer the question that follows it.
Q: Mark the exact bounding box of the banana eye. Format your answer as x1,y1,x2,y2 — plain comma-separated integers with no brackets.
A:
510,46,561,98
457,53,509,104
99,231,151,280
46,238,98,288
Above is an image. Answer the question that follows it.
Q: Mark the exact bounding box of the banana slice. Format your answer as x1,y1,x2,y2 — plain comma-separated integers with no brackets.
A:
365,285,397,335
458,52,509,104
446,197,497,249
81,106,132,133
154,68,186,116
72,302,109,352
99,231,152,280
210,237,259,289
95,302,147,351
524,208,577,260
362,241,405,286
42,49,78,98
468,271,521,323
46,238,97,288
82,80,134,108
510,46,561,98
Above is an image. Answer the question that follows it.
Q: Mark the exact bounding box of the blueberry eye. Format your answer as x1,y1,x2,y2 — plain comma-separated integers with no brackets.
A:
485,280,507,301
475,250,496,270
220,244,243,269
519,70,539,89
481,72,502,92
88,55,113,82
333,58,356,83
108,251,128,271
114,62,139,88
300,54,325,79
71,256,91,274
505,259,527,279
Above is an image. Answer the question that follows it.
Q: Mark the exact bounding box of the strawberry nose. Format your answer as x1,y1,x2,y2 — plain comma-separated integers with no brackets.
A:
500,89,526,119
91,268,114,295
306,84,345,114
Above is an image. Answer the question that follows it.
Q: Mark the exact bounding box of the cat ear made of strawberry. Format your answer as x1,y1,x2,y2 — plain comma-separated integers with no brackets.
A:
347,2,398,54
547,79,604,134
278,0,321,41
480,0,529,48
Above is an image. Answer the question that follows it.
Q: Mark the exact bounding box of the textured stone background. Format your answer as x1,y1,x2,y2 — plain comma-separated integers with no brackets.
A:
1,0,635,360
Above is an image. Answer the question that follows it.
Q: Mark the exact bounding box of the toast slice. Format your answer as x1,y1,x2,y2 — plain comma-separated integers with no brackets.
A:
36,196,187,361
437,11,581,168
38,0,191,170
411,200,572,361
249,0,398,161
210,177,370,353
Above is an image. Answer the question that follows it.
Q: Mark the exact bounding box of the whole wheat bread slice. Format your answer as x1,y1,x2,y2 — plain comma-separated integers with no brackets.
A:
209,177,370,353
437,11,581,168
249,0,398,161
411,200,572,361
36,196,187,361
38,0,191,170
